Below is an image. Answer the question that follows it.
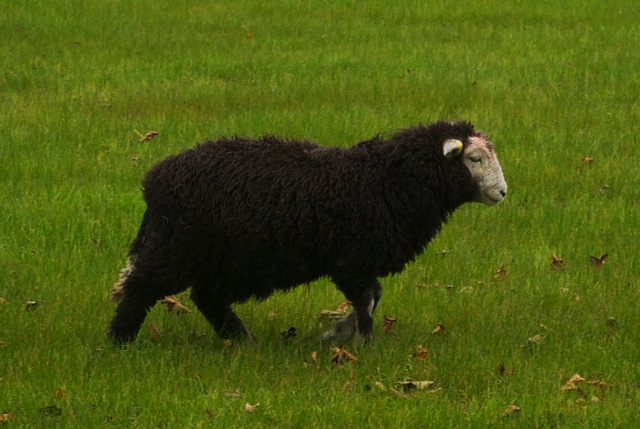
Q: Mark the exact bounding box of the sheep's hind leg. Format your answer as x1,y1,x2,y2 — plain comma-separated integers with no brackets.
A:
108,267,165,344
190,288,254,341
108,254,186,344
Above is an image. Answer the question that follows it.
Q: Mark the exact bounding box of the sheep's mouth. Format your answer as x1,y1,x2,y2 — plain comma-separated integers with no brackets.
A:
477,191,505,205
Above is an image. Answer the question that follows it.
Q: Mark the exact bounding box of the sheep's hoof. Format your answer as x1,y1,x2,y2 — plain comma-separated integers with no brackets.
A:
321,312,357,345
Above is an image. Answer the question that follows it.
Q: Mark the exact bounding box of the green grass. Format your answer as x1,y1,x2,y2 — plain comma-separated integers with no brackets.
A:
2,0,640,426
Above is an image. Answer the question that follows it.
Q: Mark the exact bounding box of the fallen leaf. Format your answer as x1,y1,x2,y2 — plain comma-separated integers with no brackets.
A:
223,389,241,399
39,405,62,417
588,380,609,389
414,345,429,361
245,32,254,39
589,254,608,270
132,156,140,165
25,301,38,310
562,373,585,391
54,388,68,399
583,156,593,164
221,339,232,347
551,254,564,269
599,184,610,194
244,402,260,413
492,266,507,279
497,363,514,376
395,380,436,392
504,405,521,417
0,297,7,304
431,323,446,336
320,301,352,320
311,351,317,363
374,381,387,391
161,296,191,313
382,315,397,331
0,412,15,423
149,323,161,339
267,311,277,320
520,333,543,349
135,130,159,143
331,346,358,364
528,333,542,344
280,326,297,339
390,388,409,399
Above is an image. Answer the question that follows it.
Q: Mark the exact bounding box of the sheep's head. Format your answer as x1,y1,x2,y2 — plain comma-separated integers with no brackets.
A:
443,133,507,205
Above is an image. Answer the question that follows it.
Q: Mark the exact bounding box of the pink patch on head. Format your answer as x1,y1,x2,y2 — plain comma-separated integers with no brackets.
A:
469,134,494,153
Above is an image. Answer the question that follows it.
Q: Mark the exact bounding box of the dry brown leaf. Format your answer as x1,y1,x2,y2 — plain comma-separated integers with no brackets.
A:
431,323,446,336
0,297,7,304
390,388,409,399
244,402,260,413
492,266,507,279
311,351,317,363
224,389,241,399
0,412,15,423
39,405,62,417
161,296,192,313
520,333,543,348
589,254,608,270
280,326,296,339
149,323,161,339
551,254,564,269
374,381,387,391
320,301,352,320
562,373,585,390
504,405,521,417
267,311,277,320
414,345,429,361
583,156,594,164
395,380,436,392
497,363,514,376
331,346,358,364
382,315,397,331
528,333,542,344
245,32,254,39
588,380,609,389
136,130,159,143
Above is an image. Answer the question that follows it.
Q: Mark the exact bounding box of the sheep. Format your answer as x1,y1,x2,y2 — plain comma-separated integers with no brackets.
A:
108,120,507,345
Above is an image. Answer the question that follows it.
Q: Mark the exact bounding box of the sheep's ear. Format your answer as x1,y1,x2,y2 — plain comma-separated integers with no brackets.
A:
443,139,464,159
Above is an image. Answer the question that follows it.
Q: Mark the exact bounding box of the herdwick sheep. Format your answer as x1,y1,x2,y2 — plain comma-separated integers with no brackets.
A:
108,120,507,345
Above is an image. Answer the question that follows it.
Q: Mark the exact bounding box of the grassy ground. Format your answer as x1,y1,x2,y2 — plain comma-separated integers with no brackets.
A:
2,0,639,426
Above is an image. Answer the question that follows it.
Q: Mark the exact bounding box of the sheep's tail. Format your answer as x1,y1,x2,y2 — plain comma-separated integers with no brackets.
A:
110,210,150,302
110,256,135,302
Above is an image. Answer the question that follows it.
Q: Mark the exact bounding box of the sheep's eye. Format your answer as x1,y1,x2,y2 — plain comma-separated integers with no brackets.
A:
470,156,481,163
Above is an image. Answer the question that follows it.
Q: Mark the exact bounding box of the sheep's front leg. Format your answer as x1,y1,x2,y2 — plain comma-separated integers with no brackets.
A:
323,276,382,345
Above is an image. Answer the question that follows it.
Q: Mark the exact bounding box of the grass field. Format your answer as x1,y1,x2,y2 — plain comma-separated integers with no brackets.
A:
2,0,640,426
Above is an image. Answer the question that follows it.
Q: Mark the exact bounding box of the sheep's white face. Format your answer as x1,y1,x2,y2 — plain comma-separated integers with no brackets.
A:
443,135,507,205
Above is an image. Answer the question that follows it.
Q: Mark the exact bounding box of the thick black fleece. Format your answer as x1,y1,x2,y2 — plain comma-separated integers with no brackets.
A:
109,121,479,341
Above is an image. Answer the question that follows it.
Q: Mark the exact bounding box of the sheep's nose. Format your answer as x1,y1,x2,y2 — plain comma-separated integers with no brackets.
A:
500,190,507,198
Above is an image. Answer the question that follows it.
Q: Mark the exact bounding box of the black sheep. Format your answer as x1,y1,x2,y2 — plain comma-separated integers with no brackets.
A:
108,120,507,344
